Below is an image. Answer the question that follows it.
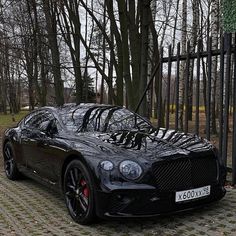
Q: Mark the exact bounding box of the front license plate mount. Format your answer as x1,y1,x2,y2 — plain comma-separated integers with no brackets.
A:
175,185,211,203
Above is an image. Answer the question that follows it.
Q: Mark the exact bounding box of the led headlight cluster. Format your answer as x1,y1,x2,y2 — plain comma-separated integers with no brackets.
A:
119,160,142,180
100,161,114,171
100,160,143,180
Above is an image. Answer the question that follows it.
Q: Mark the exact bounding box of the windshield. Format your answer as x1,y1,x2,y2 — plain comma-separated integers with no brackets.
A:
59,105,152,133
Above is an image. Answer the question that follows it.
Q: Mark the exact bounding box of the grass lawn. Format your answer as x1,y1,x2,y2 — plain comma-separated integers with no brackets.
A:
0,111,29,128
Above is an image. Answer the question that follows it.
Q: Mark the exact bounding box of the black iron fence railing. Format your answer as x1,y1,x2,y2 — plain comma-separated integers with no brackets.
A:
154,33,236,184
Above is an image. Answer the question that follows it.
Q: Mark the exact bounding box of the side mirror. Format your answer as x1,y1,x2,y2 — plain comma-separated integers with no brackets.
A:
45,119,58,137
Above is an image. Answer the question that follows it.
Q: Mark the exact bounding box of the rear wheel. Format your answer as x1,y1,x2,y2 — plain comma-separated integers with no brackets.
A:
3,142,20,180
64,159,95,225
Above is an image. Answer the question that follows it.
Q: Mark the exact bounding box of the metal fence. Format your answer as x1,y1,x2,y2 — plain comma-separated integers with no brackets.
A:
155,33,236,184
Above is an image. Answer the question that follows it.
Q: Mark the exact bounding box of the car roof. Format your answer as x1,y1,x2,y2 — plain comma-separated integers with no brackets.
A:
37,103,119,113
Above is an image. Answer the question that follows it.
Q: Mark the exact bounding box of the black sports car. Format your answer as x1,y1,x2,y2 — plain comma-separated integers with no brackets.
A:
2,103,226,224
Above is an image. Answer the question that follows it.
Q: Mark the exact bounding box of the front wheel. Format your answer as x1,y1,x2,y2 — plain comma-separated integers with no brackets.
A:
63,159,95,225
3,142,21,180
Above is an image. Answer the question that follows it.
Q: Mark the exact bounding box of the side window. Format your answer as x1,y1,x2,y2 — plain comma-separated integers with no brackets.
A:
24,111,54,130
24,111,43,128
53,119,62,133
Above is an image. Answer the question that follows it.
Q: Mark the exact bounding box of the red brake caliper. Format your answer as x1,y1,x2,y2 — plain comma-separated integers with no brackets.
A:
81,179,89,198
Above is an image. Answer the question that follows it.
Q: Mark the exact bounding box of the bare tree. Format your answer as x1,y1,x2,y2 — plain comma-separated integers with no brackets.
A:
188,0,200,120
57,0,83,104
178,0,188,130
211,0,220,134
42,0,64,106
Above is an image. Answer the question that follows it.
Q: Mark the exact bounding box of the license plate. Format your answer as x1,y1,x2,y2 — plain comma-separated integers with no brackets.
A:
175,185,211,203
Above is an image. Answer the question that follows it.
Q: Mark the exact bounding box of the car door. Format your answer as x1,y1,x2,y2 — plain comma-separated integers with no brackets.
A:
21,110,59,182
21,110,45,168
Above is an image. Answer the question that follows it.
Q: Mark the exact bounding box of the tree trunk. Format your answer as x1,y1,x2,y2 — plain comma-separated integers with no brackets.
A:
188,0,200,121
106,0,123,106
178,0,187,130
211,0,219,134
117,0,134,109
43,0,64,106
128,0,141,108
139,0,150,117
100,4,106,104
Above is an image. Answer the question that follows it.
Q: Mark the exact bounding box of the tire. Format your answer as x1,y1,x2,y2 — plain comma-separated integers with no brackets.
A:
3,142,21,180
63,159,95,225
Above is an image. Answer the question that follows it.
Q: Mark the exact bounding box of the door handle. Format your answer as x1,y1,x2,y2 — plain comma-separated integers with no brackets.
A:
37,140,49,147
22,138,30,142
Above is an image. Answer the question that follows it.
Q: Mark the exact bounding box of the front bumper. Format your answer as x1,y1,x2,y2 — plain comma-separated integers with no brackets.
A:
95,183,226,218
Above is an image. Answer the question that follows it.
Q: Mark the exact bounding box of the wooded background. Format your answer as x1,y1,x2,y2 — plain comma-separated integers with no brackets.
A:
0,0,226,121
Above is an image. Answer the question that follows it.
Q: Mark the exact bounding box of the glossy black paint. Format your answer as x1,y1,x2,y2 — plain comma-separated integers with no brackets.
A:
2,103,226,219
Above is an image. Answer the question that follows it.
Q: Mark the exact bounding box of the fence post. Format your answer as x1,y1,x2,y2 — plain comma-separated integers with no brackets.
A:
222,33,232,167
175,43,180,130
184,41,190,133
219,35,225,158
195,39,201,135
206,37,212,140
166,45,172,130
157,47,163,129
232,33,236,185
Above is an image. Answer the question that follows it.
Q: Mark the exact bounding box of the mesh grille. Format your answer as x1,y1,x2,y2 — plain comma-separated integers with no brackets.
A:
191,158,217,186
152,157,218,191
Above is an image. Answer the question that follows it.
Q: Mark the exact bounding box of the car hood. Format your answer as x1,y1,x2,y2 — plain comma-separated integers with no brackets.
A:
72,128,215,162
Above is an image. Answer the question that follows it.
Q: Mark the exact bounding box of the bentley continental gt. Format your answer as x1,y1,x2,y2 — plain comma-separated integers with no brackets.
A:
2,103,226,224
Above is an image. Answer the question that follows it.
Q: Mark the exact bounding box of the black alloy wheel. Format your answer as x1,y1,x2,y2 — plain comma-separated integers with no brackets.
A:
64,159,95,224
3,142,20,180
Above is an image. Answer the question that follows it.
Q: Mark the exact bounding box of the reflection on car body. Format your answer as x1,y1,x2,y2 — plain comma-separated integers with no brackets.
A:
2,103,226,224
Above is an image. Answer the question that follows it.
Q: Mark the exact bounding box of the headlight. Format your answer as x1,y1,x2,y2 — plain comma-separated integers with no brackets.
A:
100,161,114,171
119,160,143,180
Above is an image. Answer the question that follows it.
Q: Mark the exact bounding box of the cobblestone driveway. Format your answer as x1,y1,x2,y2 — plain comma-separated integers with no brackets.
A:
0,128,234,236
0,164,235,236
